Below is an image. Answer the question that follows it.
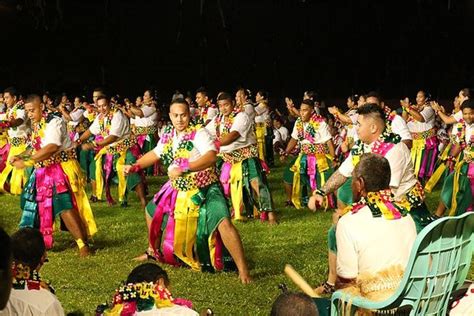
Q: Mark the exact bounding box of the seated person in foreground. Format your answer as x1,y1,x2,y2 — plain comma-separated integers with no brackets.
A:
97,262,198,315
0,228,64,316
336,153,417,301
270,291,319,316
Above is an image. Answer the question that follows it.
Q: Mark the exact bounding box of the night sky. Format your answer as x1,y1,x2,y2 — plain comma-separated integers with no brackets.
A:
1,0,473,102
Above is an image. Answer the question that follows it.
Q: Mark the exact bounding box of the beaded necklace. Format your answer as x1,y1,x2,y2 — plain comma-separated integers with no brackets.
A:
159,125,196,168
295,112,324,143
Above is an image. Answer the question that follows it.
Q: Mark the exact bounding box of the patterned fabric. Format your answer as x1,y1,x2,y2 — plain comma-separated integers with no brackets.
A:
133,125,158,135
411,128,436,140
34,149,77,169
171,167,219,191
10,136,27,147
105,136,137,155
301,143,328,155
346,189,410,220
220,144,258,163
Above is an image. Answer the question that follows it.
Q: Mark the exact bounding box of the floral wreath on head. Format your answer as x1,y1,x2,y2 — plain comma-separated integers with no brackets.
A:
96,281,192,315
295,112,325,143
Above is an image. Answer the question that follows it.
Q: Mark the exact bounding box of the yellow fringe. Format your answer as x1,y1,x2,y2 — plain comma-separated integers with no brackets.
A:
0,143,28,194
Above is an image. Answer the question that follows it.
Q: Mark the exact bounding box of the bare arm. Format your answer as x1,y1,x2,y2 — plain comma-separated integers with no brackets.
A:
326,139,335,158
189,150,217,172
31,144,59,162
284,138,298,154
97,135,119,147
405,108,425,122
129,105,144,118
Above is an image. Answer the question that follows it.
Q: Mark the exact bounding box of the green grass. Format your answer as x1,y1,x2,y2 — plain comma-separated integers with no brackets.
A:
0,162,472,315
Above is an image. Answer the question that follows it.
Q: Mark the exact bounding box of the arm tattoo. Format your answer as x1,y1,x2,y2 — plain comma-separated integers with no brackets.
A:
321,170,347,194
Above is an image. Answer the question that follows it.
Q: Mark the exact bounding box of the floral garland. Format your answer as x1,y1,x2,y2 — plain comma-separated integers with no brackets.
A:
215,108,241,139
452,119,466,148
346,189,410,220
31,112,50,151
96,282,192,315
350,128,401,166
295,112,325,143
98,109,115,137
12,262,54,293
159,125,196,169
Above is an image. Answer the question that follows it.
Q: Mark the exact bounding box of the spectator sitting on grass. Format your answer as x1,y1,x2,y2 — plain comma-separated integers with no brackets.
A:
97,263,198,315
0,228,64,316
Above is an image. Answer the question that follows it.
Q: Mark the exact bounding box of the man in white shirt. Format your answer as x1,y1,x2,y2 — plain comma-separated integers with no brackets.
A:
194,87,218,126
1,228,65,316
336,154,416,292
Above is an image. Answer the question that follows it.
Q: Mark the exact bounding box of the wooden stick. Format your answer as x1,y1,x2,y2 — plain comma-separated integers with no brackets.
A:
284,264,320,298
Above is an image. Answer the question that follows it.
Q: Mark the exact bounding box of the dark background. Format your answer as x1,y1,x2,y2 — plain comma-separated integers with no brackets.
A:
1,0,473,104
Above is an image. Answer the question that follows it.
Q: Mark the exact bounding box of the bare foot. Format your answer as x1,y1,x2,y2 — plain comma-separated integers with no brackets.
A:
79,246,91,257
239,271,253,284
133,249,156,262
268,212,278,225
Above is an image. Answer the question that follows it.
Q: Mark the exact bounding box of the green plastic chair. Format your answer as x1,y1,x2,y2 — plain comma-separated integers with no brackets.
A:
330,212,474,316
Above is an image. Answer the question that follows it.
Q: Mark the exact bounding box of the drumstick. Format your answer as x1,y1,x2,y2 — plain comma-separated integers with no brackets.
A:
284,264,320,298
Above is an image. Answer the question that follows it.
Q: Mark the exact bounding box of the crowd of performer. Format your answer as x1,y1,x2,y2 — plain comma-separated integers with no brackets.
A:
0,85,472,315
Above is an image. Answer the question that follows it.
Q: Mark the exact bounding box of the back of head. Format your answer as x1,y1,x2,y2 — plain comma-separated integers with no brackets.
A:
354,153,391,192
126,263,169,286
356,103,386,125
11,228,45,271
270,292,319,316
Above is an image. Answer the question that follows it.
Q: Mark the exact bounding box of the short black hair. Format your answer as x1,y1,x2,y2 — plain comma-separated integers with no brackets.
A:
96,95,109,103
365,91,382,102
301,99,314,108
11,228,45,271
353,153,391,192
461,98,474,110
169,98,190,112
0,228,11,272
195,87,209,97
126,263,169,286
217,92,233,102
257,90,268,100
356,103,386,125
3,87,17,97
270,292,319,316
25,94,42,104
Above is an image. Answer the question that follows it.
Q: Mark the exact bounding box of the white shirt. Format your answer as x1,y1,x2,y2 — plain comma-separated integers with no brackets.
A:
134,106,158,127
339,142,417,201
351,113,412,141
0,288,65,316
466,123,474,144
137,305,198,316
453,110,463,122
273,126,289,145
89,110,130,140
153,128,216,162
243,103,255,122
336,205,417,279
206,112,256,153
290,120,332,144
41,117,72,150
407,106,436,133
6,106,30,138
67,108,85,128
254,103,270,124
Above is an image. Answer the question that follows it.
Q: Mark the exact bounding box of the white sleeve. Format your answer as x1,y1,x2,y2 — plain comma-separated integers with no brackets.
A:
89,117,100,135
109,112,129,137
254,103,266,115
153,140,165,157
15,108,27,121
350,113,359,124
42,118,64,147
336,217,359,279
194,129,217,154
207,107,218,121
70,109,85,122
317,121,332,143
453,110,463,122
420,106,435,122
230,113,250,136
391,115,412,141
205,117,217,139
46,298,65,316
141,106,156,117
244,104,255,117
273,129,282,144
385,143,409,189
290,123,298,140
338,153,355,178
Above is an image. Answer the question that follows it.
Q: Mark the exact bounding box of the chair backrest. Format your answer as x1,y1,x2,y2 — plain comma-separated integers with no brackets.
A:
393,212,474,315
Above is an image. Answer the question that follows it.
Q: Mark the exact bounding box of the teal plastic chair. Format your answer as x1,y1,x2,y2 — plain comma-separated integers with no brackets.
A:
330,212,474,316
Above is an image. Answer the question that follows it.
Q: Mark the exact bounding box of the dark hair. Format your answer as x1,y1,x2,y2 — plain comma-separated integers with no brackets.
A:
97,95,109,103
126,263,169,286
418,90,430,101
0,228,11,272
75,96,84,103
257,90,268,100
3,87,17,97
270,292,319,316
169,98,190,112
354,153,391,192
304,90,318,101
25,94,42,104
301,99,315,108
365,91,382,103
356,103,386,125
349,94,359,103
93,87,106,95
217,92,233,102
461,98,474,110
11,228,45,271
237,88,250,98
196,87,209,97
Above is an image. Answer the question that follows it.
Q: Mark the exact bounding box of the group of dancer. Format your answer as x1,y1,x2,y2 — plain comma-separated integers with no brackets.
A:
0,85,472,313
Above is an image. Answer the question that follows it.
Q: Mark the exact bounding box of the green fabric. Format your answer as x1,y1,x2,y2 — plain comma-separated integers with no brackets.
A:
313,298,331,316
327,225,337,253
124,149,141,191
409,202,437,233
243,157,273,213
440,162,473,216
337,177,353,205
79,149,94,180
52,191,74,216
142,134,157,175
283,157,297,183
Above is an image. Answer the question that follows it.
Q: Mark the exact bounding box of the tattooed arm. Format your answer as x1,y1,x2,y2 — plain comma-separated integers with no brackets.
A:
321,170,347,194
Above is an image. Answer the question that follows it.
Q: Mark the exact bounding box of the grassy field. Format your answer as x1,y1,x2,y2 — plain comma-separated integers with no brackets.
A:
0,162,471,315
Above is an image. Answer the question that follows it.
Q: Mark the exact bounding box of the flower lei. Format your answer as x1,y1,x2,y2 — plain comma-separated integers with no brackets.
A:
347,189,410,220
98,109,115,137
295,112,325,143
350,129,401,166
159,125,196,169
452,119,466,148
31,112,51,151
215,108,241,139
95,282,193,315
12,262,54,293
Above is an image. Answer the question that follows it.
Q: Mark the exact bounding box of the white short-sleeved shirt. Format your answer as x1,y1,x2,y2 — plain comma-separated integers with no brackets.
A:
137,305,199,316
453,110,463,122
391,114,412,141
407,106,436,132
338,142,417,200
7,106,30,138
41,117,72,150
336,205,417,279
153,128,216,162
273,126,289,144
466,123,474,144
290,120,332,144
206,112,256,153
243,103,256,122
67,108,85,128
0,288,65,316
134,106,158,127
254,103,270,124
89,110,130,140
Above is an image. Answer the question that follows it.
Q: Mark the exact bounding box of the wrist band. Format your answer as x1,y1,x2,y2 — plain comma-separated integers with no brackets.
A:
129,164,142,173
314,188,326,196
